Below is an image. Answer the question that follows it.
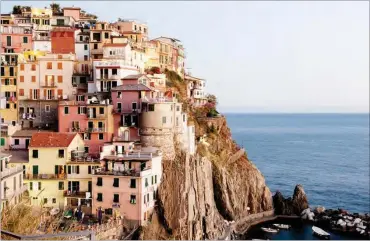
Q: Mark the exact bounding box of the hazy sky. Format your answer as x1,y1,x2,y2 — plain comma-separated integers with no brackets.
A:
1,1,369,113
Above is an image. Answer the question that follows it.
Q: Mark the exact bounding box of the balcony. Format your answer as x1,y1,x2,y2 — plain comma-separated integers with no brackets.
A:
93,167,152,177
86,113,106,119
6,96,17,102
24,173,67,180
2,42,22,49
63,190,91,198
69,127,82,132
119,121,137,127
1,166,23,180
97,74,120,80
85,127,106,133
3,184,28,200
33,35,51,41
1,60,18,66
40,83,57,88
69,151,100,163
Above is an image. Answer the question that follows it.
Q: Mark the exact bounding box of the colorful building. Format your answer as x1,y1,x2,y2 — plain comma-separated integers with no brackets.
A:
0,25,33,53
51,27,76,54
92,147,162,226
90,22,119,59
58,96,114,155
1,153,27,211
111,84,153,143
24,132,84,208
185,74,207,107
17,53,75,129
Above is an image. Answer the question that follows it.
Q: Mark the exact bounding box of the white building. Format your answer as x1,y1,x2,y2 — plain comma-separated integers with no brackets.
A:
90,59,139,93
185,74,207,107
75,31,90,62
51,16,76,27
1,153,27,211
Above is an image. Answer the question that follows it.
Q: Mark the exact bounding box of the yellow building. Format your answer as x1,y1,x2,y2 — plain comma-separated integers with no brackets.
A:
0,53,19,124
31,7,52,27
24,132,86,208
144,41,159,70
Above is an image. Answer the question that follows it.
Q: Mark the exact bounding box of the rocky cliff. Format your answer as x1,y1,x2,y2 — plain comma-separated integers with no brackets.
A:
141,113,273,239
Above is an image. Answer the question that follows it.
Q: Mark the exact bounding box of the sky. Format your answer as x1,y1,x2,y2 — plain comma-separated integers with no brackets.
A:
1,1,369,113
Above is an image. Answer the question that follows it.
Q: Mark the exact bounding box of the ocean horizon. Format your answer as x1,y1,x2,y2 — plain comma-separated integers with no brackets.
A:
226,113,369,213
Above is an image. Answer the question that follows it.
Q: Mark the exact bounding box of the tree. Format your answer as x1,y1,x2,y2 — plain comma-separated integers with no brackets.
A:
50,3,61,15
206,94,218,106
12,5,22,14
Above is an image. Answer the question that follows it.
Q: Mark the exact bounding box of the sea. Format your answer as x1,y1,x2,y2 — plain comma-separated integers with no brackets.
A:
226,113,369,214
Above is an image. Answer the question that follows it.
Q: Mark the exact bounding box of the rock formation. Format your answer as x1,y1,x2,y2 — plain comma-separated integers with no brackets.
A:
273,184,309,216
142,116,273,239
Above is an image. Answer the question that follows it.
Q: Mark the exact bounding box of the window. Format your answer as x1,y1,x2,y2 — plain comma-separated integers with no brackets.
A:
113,194,119,203
117,92,121,98
162,116,166,124
64,106,69,114
99,107,104,114
132,102,137,110
44,198,47,204
58,182,64,190
97,193,103,202
176,106,180,111
176,117,179,127
183,115,186,122
31,64,36,71
104,32,109,39
130,179,136,188
113,178,119,187
98,133,104,140
84,55,88,61
38,182,42,190
32,76,36,82
77,106,86,114
58,149,64,158
84,44,88,50
97,177,103,186
76,95,85,102
130,195,136,204
94,43,98,49
47,62,52,69
155,175,157,184
145,178,148,187
84,147,89,153
52,198,56,204
153,190,156,200
148,104,155,111
23,36,28,43
45,105,50,112
14,139,20,145
6,104,10,109
58,75,63,83
30,182,33,190
20,64,24,71
67,165,79,174
112,69,117,75
32,150,38,158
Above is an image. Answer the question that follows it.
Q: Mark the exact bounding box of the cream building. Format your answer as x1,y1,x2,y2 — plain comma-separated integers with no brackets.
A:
25,132,85,208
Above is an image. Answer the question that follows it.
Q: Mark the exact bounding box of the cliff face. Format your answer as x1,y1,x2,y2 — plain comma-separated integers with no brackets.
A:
142,116,273,239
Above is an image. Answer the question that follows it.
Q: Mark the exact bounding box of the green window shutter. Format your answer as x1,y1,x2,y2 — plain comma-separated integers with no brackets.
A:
76,166,80,174
68,166,71,174
55,165,59,174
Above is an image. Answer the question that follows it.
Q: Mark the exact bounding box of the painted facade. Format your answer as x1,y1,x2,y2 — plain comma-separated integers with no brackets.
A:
1,153,26,211
92,149,162,226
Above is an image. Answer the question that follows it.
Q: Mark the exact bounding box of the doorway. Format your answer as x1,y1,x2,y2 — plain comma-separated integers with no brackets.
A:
25,139,30,149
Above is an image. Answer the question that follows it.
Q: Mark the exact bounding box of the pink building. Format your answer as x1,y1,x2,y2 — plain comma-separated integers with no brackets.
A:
58,95,114,155
0,25,33,53
92,148,162,227
63,7,81,21
111,84,153,143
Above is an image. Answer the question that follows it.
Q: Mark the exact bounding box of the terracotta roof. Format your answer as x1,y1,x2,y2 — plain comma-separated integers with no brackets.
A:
111,84,152,91
29,132,78,148
12,129,49,138
103,43,128,47
121,74,146,80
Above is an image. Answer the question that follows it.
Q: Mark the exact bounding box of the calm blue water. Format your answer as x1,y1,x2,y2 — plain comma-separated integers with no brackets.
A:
226,113,369,214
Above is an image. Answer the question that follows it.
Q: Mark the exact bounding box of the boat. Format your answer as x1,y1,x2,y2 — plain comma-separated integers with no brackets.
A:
261,227,279,233
312,226,330,239
273,224,291,229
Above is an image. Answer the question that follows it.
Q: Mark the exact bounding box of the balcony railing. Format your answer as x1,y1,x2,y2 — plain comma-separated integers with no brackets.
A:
93,167,152,177
33,35,51,41
24,173,67,180
1,61,18,66
69,127,82,132
1,166,23,180
40,83,57,88
86,113,106,119
63,190,90,198
85,127,106,133
2,42,22,48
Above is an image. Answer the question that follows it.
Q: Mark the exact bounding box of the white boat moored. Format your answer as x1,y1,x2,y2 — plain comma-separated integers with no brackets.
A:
261,227,279,233
273,224,291,229
312,226,330,238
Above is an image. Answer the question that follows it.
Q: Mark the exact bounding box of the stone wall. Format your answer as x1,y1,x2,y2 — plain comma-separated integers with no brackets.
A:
140,128,175,161
18,100,58,130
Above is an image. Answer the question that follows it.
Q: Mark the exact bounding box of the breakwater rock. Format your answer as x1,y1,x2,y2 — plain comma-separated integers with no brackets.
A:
273,184,309,216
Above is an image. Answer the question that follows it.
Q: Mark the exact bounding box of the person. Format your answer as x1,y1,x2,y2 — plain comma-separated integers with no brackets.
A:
97,207,102,225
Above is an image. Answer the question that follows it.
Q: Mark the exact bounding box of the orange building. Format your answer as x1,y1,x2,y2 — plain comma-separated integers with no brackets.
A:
51,27,76,54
